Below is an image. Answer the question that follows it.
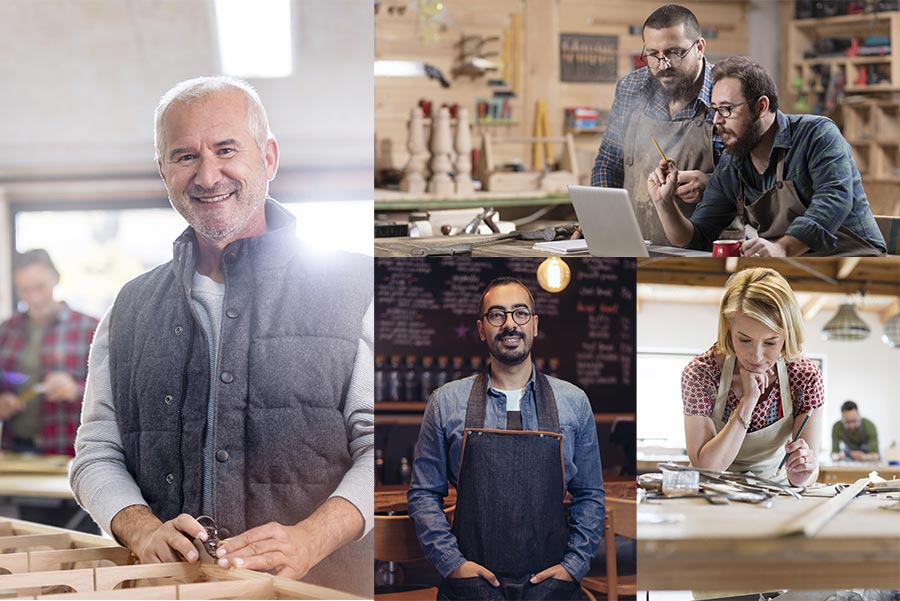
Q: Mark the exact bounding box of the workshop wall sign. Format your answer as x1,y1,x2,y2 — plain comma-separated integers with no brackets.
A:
560,33,618,83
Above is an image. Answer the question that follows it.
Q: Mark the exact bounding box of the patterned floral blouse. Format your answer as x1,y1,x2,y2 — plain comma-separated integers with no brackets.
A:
682,344,824,432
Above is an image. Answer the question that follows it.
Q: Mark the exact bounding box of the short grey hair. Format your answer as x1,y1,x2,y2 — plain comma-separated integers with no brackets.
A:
154,76,273,161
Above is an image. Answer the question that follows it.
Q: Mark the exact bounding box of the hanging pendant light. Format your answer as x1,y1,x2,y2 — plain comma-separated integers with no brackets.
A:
822,302,870,341
536,257,571,293
882,313,900,348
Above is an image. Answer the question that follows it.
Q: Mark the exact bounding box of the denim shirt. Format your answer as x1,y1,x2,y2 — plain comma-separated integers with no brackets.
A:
407,368,606,581
690,110,886,253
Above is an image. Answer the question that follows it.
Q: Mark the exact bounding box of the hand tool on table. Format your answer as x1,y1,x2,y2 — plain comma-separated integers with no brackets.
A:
656,462,801,499
196,515,230,559
409,225,576,256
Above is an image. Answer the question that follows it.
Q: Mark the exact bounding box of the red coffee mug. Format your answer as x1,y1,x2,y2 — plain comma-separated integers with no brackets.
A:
712,240,742,257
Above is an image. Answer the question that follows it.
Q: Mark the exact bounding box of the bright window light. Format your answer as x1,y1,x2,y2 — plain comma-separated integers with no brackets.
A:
285,200,374,256
214,0,293,78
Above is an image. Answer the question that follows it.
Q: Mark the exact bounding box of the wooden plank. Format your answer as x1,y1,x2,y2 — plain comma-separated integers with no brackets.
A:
0,552,29,574
0,518,116,550
38,585,178,599
177,579,274,600
639,537,900,589
28,547,133,572
199,566,366,601
94,562,200,591
0,568,94,594
0,534,71,553
774,477,870,537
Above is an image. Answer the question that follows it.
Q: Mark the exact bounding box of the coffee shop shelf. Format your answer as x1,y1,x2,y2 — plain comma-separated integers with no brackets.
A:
374,190,570,211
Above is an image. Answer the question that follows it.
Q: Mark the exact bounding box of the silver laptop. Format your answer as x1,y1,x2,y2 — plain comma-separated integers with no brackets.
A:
567,186,650,257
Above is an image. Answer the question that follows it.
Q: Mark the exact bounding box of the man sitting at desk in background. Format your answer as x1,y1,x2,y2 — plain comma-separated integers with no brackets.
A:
70,76,373,596
648,56,886,257
408,277,604,601
0,249,98,456
832,400,880,462
592,4,722,245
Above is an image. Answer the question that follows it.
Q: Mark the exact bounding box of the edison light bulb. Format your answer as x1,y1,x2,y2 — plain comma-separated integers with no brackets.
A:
537,257,571,293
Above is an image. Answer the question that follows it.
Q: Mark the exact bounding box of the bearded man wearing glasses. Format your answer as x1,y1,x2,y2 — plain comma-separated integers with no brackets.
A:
592,4,720,245
648,56,886,256
407,277,605,601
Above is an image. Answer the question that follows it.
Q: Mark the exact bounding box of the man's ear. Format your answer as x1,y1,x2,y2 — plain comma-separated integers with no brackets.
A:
476,319,487,342
756,95,771,119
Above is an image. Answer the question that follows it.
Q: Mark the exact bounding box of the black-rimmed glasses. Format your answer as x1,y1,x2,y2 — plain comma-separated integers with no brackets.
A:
482,308,535,327
641,39,699,69
708,98,759,119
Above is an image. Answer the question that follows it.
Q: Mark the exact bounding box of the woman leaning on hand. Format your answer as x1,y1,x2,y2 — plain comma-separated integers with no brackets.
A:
682,267,824,487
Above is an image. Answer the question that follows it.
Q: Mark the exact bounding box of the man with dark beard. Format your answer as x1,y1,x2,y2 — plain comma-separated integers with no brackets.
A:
407,278,604,601
591,4,722,245
648,56,886,256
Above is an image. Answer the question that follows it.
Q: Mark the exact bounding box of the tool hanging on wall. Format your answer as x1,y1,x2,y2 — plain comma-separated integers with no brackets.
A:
532,100,552,171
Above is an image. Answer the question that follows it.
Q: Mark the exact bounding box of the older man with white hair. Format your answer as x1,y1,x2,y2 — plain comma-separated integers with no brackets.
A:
70,76,373,596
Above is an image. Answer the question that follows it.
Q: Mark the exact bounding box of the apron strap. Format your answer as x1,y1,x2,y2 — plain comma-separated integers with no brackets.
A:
774,147,786,182
713,355,735,423
775,357,792,420
465,369,560,431
534,370,561,433
465,373,489,429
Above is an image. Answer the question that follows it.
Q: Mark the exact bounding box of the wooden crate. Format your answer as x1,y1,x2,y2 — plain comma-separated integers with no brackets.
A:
0,517,362,600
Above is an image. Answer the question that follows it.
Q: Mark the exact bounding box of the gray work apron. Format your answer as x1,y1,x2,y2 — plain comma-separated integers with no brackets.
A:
711,356,793,482
437,371,580,601
737,149,883,256
623,94,715,245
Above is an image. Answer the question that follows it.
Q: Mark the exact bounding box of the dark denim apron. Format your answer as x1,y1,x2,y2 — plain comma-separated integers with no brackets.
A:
437,372,581,601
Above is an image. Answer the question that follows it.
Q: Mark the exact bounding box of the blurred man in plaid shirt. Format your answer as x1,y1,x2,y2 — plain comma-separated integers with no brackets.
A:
0,249,98,456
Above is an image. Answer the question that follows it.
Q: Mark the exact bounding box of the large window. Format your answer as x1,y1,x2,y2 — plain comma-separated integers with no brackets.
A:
12,200,373,320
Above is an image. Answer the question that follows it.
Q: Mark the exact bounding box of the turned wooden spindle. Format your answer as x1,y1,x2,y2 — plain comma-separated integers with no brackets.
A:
400,107,427,194
428,106,455,195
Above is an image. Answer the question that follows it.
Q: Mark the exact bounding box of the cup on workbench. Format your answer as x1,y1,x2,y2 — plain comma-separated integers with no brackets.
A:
712,240,742,257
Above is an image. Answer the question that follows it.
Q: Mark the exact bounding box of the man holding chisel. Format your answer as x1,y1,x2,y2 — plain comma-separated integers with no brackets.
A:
592,4,722,244
0,249,98,456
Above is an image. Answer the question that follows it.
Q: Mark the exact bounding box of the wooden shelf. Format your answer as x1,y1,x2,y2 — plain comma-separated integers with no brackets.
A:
788,11,900,112
374,189,570,211
792,12,896,30
792,56,892,66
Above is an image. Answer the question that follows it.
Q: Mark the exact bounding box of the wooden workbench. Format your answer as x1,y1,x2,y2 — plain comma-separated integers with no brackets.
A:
637,492,900,590
818,462,900,484
374,234,711,257
0,516,364,599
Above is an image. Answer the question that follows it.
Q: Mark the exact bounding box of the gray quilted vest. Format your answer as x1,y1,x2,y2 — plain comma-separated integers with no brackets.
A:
108,199,373,596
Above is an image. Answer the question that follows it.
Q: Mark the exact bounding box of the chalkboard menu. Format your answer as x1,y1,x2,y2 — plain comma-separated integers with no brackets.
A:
375,258,636,413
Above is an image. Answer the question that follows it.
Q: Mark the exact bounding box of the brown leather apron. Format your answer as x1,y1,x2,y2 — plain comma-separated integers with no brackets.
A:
736,149,882,256
623,94,715,245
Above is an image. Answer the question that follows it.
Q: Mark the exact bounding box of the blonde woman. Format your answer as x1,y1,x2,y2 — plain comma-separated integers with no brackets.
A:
682,267,823,486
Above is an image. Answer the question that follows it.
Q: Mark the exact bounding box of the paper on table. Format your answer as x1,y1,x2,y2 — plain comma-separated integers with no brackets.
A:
532,239,589,254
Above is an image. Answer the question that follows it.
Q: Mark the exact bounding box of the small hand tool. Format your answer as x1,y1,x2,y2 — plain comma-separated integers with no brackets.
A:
196,515,229,559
